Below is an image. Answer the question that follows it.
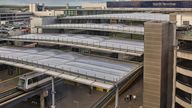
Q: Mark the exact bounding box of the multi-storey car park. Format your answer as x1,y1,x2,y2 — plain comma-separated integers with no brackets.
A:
173,30,192,108
1,1,192,108
0,13,147,108
0,10,32,23
0,9,32,36
2,13,150,86
0,12,178,108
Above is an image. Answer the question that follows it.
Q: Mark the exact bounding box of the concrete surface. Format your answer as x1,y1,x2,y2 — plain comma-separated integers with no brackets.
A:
106,76,143,108
14,81,105,108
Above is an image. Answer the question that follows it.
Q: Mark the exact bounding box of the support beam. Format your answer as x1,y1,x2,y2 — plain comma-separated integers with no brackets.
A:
16,67,21,75
51,77,56,108
14,41,24,46
115,86,119,108
89,86,93,94
40,92,45,108
118,53,128,60
40,90,48,108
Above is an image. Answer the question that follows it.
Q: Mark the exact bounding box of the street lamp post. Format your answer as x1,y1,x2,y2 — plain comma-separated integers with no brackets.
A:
51,77,56,108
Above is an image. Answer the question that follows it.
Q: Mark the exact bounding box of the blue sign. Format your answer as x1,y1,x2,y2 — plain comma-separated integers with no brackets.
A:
107,1,192,8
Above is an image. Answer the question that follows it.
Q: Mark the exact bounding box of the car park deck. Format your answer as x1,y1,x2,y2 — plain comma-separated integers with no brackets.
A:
40,24,144,35
0,46,142,90
3,34,144,56
59,13,170,21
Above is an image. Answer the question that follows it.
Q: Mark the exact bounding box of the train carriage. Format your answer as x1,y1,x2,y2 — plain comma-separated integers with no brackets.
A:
17,72,52,91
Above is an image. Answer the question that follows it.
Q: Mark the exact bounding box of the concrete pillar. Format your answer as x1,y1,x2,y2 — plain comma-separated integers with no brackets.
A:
16,67,20,75
40,92,45,108
7,41,11,46
169,14,177,108
167,22,176,108
89,86,93,94
143,21,174,108
118,54,127,60
14,41,24,47
40,90,48,108
8,66,14,75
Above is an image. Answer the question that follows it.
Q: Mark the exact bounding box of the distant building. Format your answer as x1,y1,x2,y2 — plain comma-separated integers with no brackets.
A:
81,3,106,9
30,16,56,33
107,1,192,12
0,9,32,24
29,3,64,17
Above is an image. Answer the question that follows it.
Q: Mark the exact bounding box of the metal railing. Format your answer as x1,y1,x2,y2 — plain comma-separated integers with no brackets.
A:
4,36,144,55
59,13,169,22
0,54,121,84
177,30,192,37
91,65,142,108
40,24,144,35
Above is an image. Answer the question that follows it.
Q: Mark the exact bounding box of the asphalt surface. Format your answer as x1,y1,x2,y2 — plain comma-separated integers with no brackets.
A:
106,76,143,108
14,81,105,108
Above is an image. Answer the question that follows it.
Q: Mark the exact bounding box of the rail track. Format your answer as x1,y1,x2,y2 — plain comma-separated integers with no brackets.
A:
0,78,63,107
0,88,24,103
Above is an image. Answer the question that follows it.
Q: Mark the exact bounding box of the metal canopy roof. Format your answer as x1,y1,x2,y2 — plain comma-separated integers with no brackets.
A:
41,24,144,35
5,34,144,56
59,13,170,22
0,47,141,89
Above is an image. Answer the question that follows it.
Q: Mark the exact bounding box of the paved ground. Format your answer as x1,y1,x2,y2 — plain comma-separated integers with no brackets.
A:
0,69,15,81
0,69,19,93
54,83,105,108
106,76,143,108
0,68,30,93
0,77,18,93
0,67,29,81
14,81,105,108
10,76,143,108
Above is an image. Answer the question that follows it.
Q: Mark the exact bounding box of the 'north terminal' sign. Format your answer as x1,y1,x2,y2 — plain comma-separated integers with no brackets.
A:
153,3,176,7
107,1,192,8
